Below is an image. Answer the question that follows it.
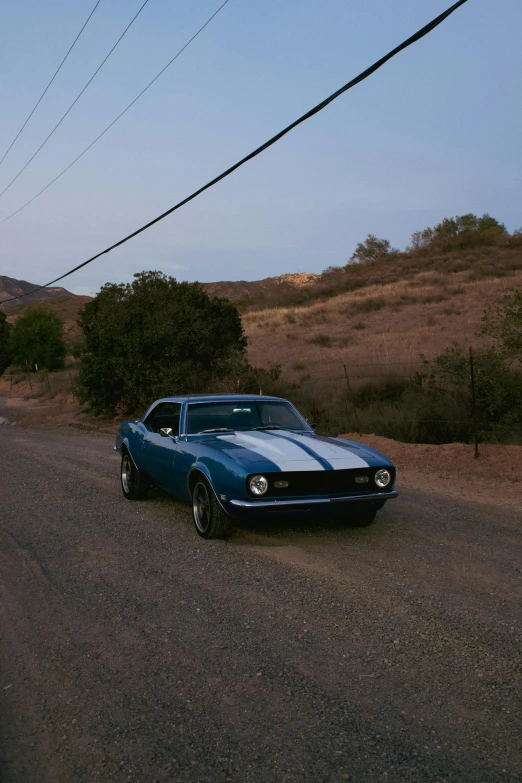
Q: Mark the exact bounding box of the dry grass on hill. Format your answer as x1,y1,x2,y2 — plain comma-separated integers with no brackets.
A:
242,268,522,396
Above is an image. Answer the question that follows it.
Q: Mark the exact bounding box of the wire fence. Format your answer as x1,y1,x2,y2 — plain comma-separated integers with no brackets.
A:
279,348,522,452
6,367,78,400
2,352,521,451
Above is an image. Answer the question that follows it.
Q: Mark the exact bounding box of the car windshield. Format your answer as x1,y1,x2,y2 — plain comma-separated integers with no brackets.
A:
186,400,310,434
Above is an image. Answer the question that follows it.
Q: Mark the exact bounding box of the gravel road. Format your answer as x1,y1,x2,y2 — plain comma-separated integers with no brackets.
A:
0,427,520,783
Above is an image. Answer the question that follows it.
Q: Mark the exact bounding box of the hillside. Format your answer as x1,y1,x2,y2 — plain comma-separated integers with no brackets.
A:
0,275,72,305
242,238,522,393
3,238,521,392
202,272,319,302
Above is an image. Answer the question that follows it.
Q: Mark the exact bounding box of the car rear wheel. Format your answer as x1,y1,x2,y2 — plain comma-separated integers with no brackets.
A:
192,477,231,539
121,452,150,500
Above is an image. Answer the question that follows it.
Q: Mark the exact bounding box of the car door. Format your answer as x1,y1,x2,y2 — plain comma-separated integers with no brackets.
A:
141,402,182,493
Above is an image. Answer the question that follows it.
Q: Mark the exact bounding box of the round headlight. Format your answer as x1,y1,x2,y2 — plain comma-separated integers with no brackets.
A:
375,469,391,488
249,475,268,496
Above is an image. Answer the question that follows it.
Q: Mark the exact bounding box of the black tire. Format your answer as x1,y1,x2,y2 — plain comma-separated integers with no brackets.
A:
120,451,150,500
351,508,378,527
192,476,231,539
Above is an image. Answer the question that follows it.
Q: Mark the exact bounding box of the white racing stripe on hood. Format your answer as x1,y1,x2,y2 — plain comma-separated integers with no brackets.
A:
217,430,369,471
276,431,370,467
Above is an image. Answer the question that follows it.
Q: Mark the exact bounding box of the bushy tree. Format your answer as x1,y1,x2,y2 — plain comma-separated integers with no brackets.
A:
349,234,398,264
481,288,522,359
77,271,248,414
409,213,506,252
422,343,522,435
0,311,12,375
11,308,66,371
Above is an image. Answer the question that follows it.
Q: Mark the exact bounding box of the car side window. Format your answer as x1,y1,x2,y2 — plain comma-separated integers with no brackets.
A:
144,403,181,435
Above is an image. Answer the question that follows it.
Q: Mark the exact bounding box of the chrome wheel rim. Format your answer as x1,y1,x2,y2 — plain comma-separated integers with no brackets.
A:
121,455,133,494
193,482,211,533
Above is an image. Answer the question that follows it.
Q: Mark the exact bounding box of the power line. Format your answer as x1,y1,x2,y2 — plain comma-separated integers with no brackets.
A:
0,0,151,200
0,0,231,227
2,0,469,306
0,0,103,167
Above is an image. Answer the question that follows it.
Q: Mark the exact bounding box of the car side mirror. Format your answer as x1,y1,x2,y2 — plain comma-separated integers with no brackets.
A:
159,427,173,437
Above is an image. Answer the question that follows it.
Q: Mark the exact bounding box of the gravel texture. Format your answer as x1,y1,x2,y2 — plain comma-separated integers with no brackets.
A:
0,427,520,783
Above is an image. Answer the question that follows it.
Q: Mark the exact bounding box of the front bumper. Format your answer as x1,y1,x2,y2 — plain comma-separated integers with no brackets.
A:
229,490,397,509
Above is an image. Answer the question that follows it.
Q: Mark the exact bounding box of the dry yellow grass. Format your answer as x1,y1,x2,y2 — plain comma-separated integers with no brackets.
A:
242,269,522,394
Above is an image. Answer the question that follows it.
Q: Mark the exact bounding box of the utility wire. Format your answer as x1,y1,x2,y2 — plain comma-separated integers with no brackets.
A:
0,0,231,227
2,0,469,305
0,0,103,167
0,0,151,200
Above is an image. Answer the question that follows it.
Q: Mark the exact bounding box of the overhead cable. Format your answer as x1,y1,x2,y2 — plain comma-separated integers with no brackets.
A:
0,0,103,167
2,0,469,305
0,0,151,200
0,0,231,227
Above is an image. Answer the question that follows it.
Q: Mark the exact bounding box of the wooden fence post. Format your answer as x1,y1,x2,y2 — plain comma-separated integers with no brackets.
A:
469,347,479,459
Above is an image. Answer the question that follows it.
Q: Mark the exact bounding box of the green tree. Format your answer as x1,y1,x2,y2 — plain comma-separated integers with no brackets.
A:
11,308,66,371
349,234,398,264
481,289,522,359
77,271,248,414
409,213,506,253
0,311,12,375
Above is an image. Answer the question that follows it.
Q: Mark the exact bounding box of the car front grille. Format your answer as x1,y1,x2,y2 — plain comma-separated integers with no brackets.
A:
247,468,395,498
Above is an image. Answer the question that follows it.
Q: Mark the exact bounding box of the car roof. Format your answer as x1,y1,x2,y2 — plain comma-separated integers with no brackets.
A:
155,394,286,404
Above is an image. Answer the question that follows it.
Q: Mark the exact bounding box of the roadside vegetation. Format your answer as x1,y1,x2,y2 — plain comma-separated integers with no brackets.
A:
75,271,280,415
7,308,67,372
281,288,522,444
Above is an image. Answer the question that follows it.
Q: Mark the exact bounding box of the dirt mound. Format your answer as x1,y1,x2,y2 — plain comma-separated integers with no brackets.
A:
340,433,522,510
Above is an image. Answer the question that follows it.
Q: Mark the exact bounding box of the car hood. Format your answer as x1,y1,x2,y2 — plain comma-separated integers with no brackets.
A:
196,430,392,472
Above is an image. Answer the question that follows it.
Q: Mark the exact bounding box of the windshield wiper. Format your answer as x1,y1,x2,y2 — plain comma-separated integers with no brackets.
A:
252,425,283,430
197,427,234,434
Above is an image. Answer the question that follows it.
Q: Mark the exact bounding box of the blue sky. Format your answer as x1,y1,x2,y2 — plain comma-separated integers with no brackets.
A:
0,0,520,295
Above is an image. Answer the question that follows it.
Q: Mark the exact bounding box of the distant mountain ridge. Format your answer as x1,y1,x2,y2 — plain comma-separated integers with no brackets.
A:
0,275,72,306
0,272,316,309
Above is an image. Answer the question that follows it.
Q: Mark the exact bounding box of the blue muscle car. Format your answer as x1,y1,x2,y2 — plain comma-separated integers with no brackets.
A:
115,394,397,538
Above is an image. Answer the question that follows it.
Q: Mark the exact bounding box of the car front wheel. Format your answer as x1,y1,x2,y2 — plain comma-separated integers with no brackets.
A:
121,452,150,500
192,477,231,539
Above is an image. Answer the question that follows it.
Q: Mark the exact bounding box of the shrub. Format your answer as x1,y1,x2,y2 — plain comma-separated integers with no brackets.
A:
297,344,522,444
10,308,66,371
77,271,247,414
309,334,333,347
350,234,398,264
0,311,12,375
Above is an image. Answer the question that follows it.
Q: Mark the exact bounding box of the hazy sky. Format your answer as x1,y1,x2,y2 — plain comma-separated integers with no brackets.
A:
0,0,520,296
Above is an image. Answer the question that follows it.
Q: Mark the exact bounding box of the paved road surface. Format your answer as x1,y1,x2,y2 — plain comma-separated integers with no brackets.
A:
0,428,520,782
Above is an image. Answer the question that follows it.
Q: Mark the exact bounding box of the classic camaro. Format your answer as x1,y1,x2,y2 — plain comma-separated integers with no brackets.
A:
115,394,397,538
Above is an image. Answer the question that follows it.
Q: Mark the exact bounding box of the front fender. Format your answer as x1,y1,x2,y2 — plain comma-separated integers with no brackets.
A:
187,454,248,513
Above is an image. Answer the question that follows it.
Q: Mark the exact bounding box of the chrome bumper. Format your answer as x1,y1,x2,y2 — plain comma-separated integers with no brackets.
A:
229,490,398,509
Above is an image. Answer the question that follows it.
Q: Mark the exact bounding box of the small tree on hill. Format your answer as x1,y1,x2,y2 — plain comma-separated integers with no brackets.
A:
11,308,66,371
349,234,398,264
76,271,248,414
0,311,12,375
